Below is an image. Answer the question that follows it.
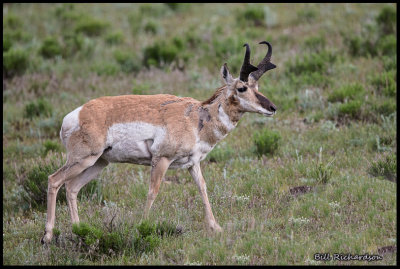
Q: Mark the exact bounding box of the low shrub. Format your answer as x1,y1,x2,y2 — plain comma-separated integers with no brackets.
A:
309,160,333,184
3,33,13,52
55,3,80,26
75,16,109,36
345,35,362,57
337,100,362,119
237,5,265,27
21,156,67,209
164,3,190,12
24,98,53,119
143,20,159,34
131,81,152,95
72,220,180,258
369,135,394,152
133,220,180,254
62,33,84,57
3,48,29,77
42,140,62,157
287,50,336,75
286,50,336,87
297,8,317,23
213,36,242,60
3,13,23,30
253,129,281,157
345,5,396,58
327,83,365,103
113,49,141,73
376,5,396,35
371,99,396,117
143,37,187,68
377,34,396,57
39,37,62,59
105,31,124,45
72,222,103,246
345,35,378,58
309,148,334,184
138,4,168,17
368,152,396,182
370,70,396,97
303,35,326,53
21,154,102,209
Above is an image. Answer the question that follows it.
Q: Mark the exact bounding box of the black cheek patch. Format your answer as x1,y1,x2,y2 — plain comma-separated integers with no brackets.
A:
255,92,272,110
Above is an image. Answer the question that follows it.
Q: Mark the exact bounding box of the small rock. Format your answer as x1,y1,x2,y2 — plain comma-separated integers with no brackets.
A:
378,245,396,255
289,185,313,197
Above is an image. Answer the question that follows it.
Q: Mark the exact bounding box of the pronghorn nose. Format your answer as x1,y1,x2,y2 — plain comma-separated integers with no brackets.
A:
270,103,277,112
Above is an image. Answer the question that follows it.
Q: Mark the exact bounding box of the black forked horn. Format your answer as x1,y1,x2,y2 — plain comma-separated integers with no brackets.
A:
239,43,258,82
249,41,277,81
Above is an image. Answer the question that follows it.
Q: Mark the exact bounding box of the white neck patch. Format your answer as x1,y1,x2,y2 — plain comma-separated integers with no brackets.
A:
218,105,235,131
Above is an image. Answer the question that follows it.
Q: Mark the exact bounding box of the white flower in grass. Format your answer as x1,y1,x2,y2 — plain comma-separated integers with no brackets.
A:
329,201,340,209
184,261,202,265
234,194,250,203
233,254,250,264
288,216,311,224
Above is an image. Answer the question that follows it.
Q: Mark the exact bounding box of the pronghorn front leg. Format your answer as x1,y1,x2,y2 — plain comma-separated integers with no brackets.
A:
143,157,171,219
188,163,222,232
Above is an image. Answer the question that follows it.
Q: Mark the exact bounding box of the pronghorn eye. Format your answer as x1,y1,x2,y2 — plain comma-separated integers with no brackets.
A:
237,86,247,92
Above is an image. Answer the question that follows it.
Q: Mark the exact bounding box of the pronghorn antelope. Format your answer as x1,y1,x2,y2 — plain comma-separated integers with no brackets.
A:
41,41,277,244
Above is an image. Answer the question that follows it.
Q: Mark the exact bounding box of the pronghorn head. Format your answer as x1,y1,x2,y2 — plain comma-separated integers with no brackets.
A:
220,41,277,116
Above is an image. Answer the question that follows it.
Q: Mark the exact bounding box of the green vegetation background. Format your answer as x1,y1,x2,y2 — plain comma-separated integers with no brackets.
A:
3,3,397,265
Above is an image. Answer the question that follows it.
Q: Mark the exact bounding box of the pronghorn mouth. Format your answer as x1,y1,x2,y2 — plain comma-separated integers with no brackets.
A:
261,111,276,117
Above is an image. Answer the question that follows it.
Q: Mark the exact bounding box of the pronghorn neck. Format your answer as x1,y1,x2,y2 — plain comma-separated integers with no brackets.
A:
207,91,243,125
199,85,244,146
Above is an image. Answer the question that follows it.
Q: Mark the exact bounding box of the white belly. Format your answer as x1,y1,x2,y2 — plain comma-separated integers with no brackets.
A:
101,122,166,164
101,122,215,169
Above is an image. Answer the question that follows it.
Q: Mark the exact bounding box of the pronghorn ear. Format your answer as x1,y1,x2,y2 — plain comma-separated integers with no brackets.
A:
221,63,234,85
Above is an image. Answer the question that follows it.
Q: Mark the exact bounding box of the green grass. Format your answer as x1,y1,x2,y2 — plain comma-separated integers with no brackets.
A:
2,3,396,265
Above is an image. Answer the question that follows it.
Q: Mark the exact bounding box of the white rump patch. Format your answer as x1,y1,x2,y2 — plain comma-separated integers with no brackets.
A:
103,122,166,163
218,105,235,131
60,106,82,145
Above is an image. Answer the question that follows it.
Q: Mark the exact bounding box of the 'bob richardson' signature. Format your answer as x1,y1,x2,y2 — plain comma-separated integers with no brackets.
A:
314,253,383,262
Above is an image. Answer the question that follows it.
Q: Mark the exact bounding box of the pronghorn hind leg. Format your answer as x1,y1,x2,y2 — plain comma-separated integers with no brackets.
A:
188,163,222,232
143,157,171,219
65,158,109,225
41,152,103,244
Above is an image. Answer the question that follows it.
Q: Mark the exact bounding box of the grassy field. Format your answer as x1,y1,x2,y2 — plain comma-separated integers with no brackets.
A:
2,3,397,265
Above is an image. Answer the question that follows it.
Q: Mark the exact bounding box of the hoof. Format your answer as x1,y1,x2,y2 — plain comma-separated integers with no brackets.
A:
209,223,223,233
41,231,52,245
